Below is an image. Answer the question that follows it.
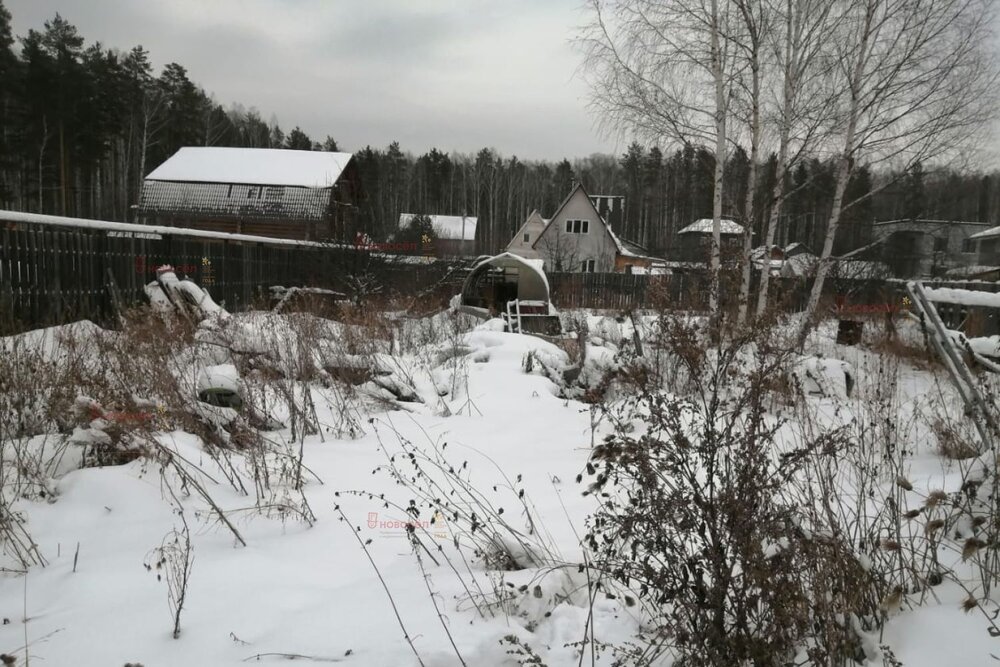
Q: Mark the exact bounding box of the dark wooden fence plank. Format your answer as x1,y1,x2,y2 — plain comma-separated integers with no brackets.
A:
0,214,470,332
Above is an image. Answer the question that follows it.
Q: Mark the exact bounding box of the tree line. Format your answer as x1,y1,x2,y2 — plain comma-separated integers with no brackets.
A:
2,2,1000,270
581,0,1000,331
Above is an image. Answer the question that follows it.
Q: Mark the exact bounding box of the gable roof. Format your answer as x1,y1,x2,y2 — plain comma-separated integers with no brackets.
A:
784,242,812,255
678,218,744,235
531,182,624,253
508,210,547,245
399,214,478,241
875,218,990,227
146,147,353,188
971,226,1000,240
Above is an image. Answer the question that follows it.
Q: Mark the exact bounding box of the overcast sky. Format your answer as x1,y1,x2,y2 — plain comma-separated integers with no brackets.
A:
6,0,622,161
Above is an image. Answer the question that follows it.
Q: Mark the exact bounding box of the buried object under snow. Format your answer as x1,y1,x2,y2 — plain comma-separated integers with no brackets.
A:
144,265,226,321
196,364,243,409
790,355,855,399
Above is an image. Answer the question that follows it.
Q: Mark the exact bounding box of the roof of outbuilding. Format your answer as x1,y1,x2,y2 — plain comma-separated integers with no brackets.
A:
145,147,352,188
678,218,745,235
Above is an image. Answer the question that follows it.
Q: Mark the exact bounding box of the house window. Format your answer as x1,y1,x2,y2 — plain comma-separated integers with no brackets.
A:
934,236,948,252
581,259,596,273
565,219,590,234
962,238,976,253
247,186,261,199
523,233,530,242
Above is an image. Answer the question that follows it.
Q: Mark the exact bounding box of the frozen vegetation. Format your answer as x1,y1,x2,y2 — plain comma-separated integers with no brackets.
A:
0,291,998,666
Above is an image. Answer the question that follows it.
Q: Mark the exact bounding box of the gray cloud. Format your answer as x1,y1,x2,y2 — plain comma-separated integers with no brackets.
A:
6,0,619,160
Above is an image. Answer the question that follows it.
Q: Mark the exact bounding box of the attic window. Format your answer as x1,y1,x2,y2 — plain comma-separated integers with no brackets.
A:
247,186,261,199
523,233,530,242
565,219,589,234
265,186,284,200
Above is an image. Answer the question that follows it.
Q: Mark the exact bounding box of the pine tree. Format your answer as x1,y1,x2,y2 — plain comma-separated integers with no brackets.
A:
284,126,313,150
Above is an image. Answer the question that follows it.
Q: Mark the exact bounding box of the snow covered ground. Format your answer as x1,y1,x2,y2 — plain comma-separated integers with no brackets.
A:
1,308,999,665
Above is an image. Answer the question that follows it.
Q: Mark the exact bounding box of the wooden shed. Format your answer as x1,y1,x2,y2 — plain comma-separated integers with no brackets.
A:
136,147,361,242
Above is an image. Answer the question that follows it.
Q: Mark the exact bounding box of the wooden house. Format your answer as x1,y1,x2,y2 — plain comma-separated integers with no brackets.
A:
136,147,361,242
506,184,664,273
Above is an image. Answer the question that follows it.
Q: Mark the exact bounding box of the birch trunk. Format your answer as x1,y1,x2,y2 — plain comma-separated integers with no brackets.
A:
796,0,875,345
709,0,726,315
736,45,760,327
755,0,796,318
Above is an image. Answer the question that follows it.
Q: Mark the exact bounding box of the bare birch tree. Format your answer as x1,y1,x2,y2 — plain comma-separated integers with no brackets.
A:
754,0,841,317
732,0,767,326
578,0,743,313
797,0,999,343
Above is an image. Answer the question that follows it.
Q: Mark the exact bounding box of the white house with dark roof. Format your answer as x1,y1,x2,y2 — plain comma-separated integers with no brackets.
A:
137,146,359,241
505,183,664,273
506,210,549,260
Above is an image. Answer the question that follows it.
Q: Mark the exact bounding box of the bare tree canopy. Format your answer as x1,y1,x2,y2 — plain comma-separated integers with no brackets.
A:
578,0,1000,326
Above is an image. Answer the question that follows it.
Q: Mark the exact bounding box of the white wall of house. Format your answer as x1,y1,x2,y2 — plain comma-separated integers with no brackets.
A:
533,187,617,272
506,210,548,260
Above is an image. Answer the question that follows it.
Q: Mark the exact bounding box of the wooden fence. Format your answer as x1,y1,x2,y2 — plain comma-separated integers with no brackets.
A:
546,271,812,312
0,211,464,333
546,272,1000,334
4,209,999,335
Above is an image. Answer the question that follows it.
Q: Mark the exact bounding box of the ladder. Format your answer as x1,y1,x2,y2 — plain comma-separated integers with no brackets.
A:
906,281,1000,454
505,299,523,333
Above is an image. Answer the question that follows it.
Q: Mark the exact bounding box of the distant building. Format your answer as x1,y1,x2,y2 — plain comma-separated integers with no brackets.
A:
967,225,1000,277
675,218,746,262
588,194,626,231
137,147,361,241
506,210,549,260
398,214,478,257
871,219,989,277
505,184,663,273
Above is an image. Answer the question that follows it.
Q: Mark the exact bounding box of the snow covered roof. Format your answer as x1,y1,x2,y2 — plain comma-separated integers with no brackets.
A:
784,242,813,256
605,227,627,255
970,226,1000,240
750,245,784,261
944,265,1000,278
678,218,744,235
781,253,818,278
875,218,990,227
399,214,478,241
925,286,1000,308
146,147,352,188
